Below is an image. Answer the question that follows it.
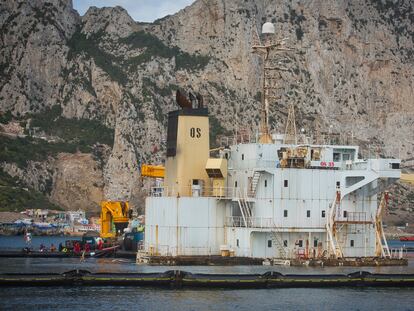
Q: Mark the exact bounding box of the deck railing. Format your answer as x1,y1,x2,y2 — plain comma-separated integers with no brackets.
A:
337,212,373,223
147,186,254,199
225,216,274,228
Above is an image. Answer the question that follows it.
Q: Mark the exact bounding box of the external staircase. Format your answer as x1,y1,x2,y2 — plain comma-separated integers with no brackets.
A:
326,189,344,258
237,189,252,227
249,171,261,197
375,192,391,258
270,225,287,259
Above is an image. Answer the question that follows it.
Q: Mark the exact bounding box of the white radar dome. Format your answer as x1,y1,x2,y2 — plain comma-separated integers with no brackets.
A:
262,22,275,34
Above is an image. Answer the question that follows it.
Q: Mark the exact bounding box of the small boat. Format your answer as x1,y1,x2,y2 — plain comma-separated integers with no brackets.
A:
400,236,414,242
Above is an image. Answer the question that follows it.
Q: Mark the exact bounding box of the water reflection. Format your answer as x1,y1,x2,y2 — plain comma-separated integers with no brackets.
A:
0,286,413,311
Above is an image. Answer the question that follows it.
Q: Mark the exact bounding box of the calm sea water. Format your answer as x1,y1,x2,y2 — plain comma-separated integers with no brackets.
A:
0,235,81,250
0,286,413,311
0,236,413,310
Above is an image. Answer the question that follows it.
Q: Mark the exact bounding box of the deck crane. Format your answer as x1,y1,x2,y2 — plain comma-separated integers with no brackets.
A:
100,165,165,238
100,201,131,239
141,164,165,178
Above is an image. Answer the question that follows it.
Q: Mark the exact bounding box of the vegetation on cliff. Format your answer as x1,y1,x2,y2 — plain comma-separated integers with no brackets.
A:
120,31,211,71
0,106,114,168
0,136,76,168
209,115,232,148
67,28,128,85
29,105,114,149
0,169,61,212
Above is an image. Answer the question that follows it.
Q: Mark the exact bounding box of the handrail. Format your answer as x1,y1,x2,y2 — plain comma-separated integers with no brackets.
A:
225,216,276,228
146,186,256,198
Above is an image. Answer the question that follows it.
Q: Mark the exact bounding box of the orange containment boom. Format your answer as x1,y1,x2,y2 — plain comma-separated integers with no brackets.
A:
141,164,165,178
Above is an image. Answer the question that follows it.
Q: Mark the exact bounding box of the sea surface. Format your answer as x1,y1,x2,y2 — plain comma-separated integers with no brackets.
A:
0,236,413,311
0,235,81,250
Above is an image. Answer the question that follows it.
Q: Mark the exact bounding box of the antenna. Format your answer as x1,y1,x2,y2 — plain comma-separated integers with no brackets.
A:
252,21,293,144
284,102,297,144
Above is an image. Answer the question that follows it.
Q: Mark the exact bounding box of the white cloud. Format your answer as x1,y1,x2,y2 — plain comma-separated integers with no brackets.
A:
72,0,195,22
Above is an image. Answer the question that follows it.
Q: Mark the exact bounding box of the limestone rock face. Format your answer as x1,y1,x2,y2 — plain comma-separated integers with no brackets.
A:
81,6,138,39
0,0,413,217
151,0,413,157
0,152,104,213
50,153,104,212
0,0,79,114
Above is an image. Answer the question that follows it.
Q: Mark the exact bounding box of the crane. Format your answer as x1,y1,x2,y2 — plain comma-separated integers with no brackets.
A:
141,164,165,178
100,201,131,239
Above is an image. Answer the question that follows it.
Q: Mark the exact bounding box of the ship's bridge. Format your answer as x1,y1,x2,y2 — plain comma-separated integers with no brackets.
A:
227,142,400,172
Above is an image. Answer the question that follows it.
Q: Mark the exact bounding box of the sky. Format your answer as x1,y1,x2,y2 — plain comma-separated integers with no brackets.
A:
73,0,195,22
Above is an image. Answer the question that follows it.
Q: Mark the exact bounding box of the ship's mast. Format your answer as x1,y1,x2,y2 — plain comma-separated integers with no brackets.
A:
284,102,298,144
252,22,292,143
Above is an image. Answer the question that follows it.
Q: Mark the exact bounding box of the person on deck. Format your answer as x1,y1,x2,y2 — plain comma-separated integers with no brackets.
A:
73,242,81,254
50,244,56,252
58,243,63,252
39,244,46,252
84,243,91,253
97,238,103,250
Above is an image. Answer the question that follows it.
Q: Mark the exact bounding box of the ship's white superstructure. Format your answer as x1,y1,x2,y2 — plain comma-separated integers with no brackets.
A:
145,135,400,259
144,21,401,261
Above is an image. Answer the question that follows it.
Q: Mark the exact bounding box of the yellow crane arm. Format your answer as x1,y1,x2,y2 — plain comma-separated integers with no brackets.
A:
401,174,414,185
141,164,165,178
100,201,130,238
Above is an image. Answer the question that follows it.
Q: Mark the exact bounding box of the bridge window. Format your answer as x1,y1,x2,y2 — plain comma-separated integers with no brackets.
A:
322,210,326,218
307,210,311,218
283,240,288,247
264,180,267,187
391,163,400,169
298,240,303,247
242,154,244,160
236,239,239,247
350,240,354,247
268,240,272,248
284,210,288,217
314,240,318,247
343,211,347,218
284,180,288,187
235,181,237,187
333,153,340,162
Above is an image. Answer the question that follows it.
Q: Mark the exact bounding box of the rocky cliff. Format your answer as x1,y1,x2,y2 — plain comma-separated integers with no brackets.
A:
0,0,413,220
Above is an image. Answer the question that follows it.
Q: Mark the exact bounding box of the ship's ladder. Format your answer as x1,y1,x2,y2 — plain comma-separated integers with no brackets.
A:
375,192,391,258
237,190,252,227
269,226,287,259
326,189,344,258
249,171,261,197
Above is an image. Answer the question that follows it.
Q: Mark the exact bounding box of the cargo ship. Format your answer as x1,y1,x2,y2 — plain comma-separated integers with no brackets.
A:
141,22,403,264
